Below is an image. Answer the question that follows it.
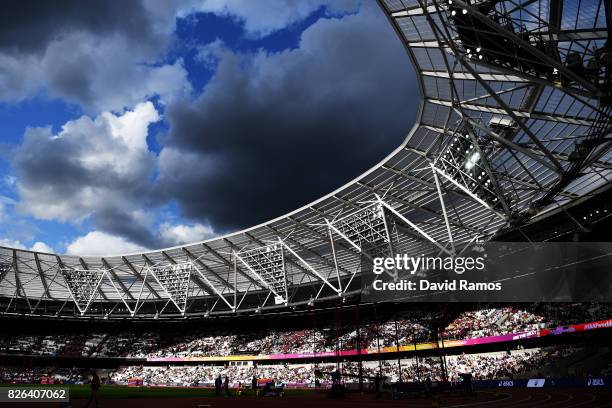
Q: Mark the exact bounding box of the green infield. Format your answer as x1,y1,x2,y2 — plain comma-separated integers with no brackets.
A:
0,384,317,399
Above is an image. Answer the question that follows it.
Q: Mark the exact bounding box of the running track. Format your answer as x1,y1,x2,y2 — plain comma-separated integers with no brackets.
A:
61,388,612,408
12,388,612,408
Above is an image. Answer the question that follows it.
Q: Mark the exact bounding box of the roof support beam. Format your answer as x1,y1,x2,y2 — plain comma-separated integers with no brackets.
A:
101,259,135,301
121,256,161,300
160,250,209,297
182,247,234,292
34,253,51,300
208,241,263,289
79,258,109,301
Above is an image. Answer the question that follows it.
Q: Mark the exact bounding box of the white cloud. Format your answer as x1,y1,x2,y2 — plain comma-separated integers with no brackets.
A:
159,222,216,245
0,238,55,253
29,241,54,253
0,195,16,205
63,221,215,257
0,33,189,113
5,0,400,251
66,231,149,256
0,238,25,249
14,102,160,222
3,176,17,187
0,199,12,223
0,53,41,101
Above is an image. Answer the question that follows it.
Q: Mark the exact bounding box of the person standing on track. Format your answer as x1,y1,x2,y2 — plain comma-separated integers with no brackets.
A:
374,373,382,398
84,370,101,408
215,375,222,396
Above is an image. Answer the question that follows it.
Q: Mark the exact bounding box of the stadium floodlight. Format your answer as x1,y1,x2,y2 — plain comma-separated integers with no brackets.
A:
464,151,480,170
329,198,451,258
433,125,507,216
325,202,395,284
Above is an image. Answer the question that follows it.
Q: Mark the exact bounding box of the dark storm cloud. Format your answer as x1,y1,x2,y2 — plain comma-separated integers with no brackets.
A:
157,2,418,233
0,0,188,111
92,207,161,249
0,0,160,55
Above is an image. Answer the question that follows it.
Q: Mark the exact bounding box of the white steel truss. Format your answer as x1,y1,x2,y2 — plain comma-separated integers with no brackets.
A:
329,203,390,251
235,242,287,305
190,261,235,311
326,196,458,285
0,261,10,285
235,238,341,305
146,262,192,315
104,271,136,316
328,197,453,258
60,267,106,315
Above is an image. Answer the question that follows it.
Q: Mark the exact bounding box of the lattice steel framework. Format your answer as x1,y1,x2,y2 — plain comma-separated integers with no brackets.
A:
147,263,192,315
236,243,288,305
0,0,609,319
60,268,105,315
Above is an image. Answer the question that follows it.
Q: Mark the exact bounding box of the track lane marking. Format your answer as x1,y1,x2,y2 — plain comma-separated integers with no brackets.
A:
563,392,597,408
444,393,518,407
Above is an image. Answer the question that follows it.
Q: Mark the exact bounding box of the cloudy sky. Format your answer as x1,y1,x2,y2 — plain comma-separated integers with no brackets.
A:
0,0,416,256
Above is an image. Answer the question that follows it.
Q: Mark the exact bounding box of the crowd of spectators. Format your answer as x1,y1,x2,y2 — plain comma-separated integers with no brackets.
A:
0,345,590,386
324,346,579,383
0,366,88,384
441,307,546,339
108,346,579,386
111,363,314,387
0,303,607,359
0,334,95,357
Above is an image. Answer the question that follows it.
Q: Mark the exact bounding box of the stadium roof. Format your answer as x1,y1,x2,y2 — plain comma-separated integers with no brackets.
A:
1,0,610,319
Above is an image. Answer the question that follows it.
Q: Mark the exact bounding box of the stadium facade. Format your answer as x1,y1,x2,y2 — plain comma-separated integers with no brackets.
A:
0,0,610,319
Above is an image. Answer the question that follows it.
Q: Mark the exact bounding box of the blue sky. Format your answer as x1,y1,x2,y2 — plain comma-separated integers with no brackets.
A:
0,0,415,255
